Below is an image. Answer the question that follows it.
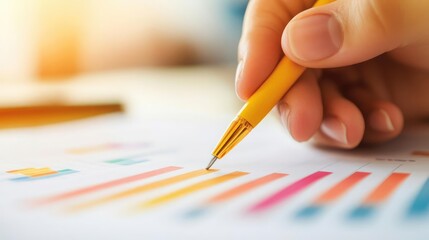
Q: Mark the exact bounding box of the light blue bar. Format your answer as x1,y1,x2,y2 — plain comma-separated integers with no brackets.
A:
105,158,126,164
295,205,323,219
349,205,375,219
408,178,429,217
182,207,209,219
118,159,148,165
105,157,148,165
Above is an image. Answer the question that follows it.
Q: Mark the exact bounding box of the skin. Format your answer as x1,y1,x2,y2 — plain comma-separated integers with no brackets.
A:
235,0,429,149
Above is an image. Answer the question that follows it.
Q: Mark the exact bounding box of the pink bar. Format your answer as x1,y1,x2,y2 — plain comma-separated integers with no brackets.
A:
249,171,331,212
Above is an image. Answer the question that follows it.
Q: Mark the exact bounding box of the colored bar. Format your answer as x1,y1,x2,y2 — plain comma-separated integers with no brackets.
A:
207,173,286,203
119,159,148,165
68,144,105,154
408,178,429,217
137,171,248,209
363,172,409,204
35,166,181,205
296,172,370,219
296,205,323,218
183,207,209,219
69,169,217,211
183,173,286,219
412,150,429,157
315,172,370,204
8,168,53,176
106,158,148,166
11,169,78,182
349,172,409,219
249,171,331,212
31,170,60,177
349,205,375,219
68,142,146,155
7,168,35,174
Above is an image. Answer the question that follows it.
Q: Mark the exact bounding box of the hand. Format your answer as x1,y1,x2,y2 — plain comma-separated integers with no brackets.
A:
236,0,429,148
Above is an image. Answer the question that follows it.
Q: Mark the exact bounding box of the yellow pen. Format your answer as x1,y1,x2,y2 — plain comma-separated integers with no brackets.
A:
206,0,335,170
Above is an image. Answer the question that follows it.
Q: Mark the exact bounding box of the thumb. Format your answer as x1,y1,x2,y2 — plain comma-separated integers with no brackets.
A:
282,0,429,67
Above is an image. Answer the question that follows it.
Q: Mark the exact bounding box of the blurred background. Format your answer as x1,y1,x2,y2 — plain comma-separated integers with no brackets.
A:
0,0,246,80
0,0,248,128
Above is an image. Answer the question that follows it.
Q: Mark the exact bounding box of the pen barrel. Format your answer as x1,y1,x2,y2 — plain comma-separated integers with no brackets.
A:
238,57,305,127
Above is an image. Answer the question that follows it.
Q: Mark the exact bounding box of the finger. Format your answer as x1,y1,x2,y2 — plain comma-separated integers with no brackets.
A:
236,0,315,100
277,69,323,142
313,78,365,148
344,86,404,144
324,65,361,86
282,0,429,67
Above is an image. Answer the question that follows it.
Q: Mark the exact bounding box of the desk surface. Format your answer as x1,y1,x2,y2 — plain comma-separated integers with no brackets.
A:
0,65,242,120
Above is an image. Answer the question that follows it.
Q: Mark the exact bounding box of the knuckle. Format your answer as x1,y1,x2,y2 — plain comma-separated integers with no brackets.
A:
364,0,403,38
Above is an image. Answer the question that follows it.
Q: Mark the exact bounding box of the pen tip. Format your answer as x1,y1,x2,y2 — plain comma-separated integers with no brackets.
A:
205,156,218,170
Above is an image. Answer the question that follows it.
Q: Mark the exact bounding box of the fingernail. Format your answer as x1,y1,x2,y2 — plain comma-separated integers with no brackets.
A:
368,109,395,132
278,104,291,134
285,14,342,61
320,117,348,144
234,60,244,89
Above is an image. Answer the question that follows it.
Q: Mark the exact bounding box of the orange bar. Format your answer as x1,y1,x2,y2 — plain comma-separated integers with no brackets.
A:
364,172,409,204
315,172,370,204
30,170,59,177
412,151,429,157
69,169,216,211
0,104,123,129
207,173,286,203
137,171,248,209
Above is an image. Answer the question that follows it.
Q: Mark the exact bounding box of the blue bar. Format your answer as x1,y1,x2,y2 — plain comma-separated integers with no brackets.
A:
295,205,323,219
105,157,148,165
119,159,148,165
408,178,429,217
349,205,375,219
105,158,126,164
182,207,209,219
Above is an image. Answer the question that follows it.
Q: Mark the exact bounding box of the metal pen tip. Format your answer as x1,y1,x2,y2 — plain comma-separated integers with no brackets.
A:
205,156,218,170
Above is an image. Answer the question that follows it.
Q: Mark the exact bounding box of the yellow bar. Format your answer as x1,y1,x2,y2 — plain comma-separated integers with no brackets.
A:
69,169,216,211
24,168,56,176
136,171,248,209
10,168,55,176
30,170,59,177
7,168,35,174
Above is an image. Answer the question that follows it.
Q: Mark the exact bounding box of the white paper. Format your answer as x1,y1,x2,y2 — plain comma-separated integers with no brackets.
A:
1,114,429,240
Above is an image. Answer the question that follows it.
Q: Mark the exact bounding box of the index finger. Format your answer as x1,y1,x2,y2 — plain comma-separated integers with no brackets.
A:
236,0,316,100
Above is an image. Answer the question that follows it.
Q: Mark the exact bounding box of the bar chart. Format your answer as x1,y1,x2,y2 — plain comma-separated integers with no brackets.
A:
26,163,429,222
2,115,429,239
